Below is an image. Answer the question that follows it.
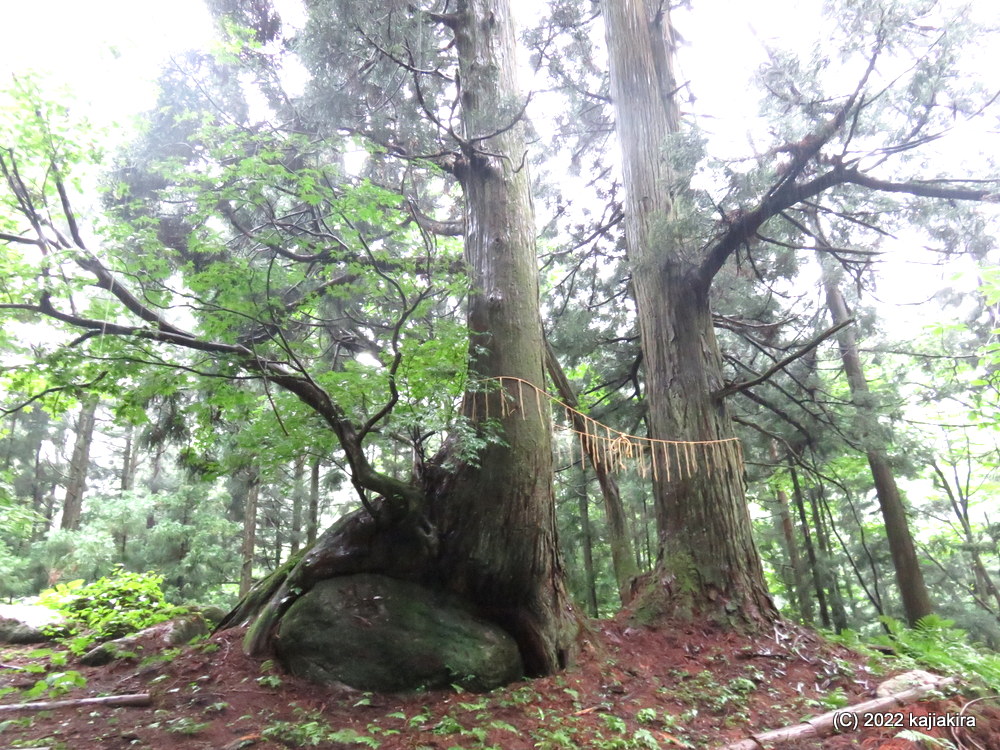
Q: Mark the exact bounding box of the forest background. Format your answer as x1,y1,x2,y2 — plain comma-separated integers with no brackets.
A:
1,0,1000,658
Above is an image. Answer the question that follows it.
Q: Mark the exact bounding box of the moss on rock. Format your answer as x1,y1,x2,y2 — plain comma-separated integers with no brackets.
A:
276,574,523,692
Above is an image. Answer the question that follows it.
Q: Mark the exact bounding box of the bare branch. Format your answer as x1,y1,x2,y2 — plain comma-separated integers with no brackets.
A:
840,169,1000,201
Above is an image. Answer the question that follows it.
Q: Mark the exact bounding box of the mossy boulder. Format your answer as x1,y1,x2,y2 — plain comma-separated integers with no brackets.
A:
275,574,523,692
0,605,65,644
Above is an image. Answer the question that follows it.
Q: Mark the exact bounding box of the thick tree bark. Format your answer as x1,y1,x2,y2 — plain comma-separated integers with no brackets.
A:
821,260,933,626
601,0,776,623
428,0,576,674
61,396,98,531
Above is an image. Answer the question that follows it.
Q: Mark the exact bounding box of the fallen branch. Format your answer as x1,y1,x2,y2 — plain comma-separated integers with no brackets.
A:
718,676,956,749
0,693,151,713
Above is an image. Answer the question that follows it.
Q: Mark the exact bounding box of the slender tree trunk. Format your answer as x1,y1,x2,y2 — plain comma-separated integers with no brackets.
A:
271,496,283,570
545,340,638,602
931,458,1000,616
61,396,98,531
30,440,47,543
290,457,304,555
821,258,933,625
790,464,831,629
577,466,599,617
149,443,165,494
239,471,260,597
307,456,320,546
639,486,652,570
776,487,812,624
601,0,776,623
809,484,849,632
771,444,811,623
120,425,137,492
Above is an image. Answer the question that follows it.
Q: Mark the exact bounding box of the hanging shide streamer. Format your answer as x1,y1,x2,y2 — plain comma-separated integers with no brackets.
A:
473,377,743,482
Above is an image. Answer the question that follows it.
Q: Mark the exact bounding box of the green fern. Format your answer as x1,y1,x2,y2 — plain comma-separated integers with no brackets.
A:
872,615,1000,694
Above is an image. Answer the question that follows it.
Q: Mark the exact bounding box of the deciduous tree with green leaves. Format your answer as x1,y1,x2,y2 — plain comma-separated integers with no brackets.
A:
1,0,575,682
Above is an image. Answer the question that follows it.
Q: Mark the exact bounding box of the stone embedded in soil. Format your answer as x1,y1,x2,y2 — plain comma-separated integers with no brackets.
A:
875,669,944,697
0,616,51,644
275,573,523,692
0,605,65,644
79,614,212,666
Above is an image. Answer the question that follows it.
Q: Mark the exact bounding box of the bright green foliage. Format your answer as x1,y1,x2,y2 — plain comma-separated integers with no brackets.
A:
833,615,1000,694
874,616,1000,694
0,497,38,598
39,568,182,650
24,669,87,700
11,483,241,605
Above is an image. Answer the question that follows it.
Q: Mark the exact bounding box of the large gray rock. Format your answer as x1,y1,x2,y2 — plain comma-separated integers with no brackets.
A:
0,616,50,644
275,574,523,692
0,604,65,644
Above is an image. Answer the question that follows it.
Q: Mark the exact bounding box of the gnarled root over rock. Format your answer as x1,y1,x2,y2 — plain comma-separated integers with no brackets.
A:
216,501,523,692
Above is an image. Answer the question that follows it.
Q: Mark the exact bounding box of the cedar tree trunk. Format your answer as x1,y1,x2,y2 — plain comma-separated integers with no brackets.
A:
430,0,576,674
601,0,776,623
821,261,933,625
219,0,575,678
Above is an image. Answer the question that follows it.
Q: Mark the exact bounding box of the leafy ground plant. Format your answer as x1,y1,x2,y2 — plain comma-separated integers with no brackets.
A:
39,568,183,654
830,615,1000,695
874,615,1000,694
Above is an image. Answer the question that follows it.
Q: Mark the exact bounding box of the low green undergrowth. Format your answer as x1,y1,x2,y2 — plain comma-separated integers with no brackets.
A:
39,568,184,654
832,614,1000,694
261,707,382,747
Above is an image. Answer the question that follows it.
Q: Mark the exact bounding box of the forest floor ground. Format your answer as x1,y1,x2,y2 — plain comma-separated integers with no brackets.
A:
1,612,999,750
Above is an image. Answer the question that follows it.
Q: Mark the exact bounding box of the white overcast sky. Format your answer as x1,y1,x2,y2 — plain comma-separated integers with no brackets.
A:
1,0,215,129
0,0,831,134
1,0,996,313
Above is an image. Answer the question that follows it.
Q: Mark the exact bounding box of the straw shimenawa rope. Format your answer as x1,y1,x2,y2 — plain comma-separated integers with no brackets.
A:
473,376,743,482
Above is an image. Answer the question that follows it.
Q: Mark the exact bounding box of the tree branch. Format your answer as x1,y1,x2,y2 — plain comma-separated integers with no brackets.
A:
714,318,854,400
0,693,152,713
840,170,1000,201
697,168,851,286
0,372,108,416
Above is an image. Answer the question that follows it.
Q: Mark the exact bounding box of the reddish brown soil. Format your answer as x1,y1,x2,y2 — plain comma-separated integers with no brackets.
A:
1,616,997,749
